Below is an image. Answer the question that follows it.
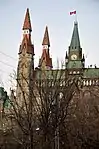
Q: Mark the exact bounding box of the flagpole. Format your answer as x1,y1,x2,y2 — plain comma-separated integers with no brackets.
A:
75,11,77,23
70,10,77,23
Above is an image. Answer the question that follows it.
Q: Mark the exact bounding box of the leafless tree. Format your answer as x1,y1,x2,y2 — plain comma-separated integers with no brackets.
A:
4,66,99,149
2,67,99,149
2,68,81,149
64,86,99,149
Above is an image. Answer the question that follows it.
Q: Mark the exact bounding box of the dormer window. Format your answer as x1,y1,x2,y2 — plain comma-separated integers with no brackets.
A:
23,29,30,35
43,45,48,49
73,71,76,74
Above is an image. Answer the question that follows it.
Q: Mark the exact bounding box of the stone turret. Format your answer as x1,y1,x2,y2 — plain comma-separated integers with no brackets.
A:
39,26,52,70
17,8,34,103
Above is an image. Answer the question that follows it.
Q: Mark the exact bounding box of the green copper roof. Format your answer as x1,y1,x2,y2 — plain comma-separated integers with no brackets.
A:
70,21,81,50
84,68,99,78
35,68,99,80
67,60,83,69
35,69,65,80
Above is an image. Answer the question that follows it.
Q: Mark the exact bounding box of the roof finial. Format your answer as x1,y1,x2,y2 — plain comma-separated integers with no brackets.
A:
42,26,50,47
23,8,32,31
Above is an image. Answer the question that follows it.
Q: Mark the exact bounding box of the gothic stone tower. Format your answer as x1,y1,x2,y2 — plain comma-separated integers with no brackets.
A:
65,21,99,87
38,26,53,70
16,8,99,97
65,21,85,75
17,8,34,102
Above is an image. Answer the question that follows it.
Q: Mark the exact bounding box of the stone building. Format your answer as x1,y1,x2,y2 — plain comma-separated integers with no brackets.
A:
16,8,99,99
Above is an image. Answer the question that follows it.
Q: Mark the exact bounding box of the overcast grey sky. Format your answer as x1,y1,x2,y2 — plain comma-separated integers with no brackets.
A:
0,0,99,90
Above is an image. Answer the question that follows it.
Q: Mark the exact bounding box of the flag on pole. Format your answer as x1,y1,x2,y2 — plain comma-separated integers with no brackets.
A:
70,11,76,15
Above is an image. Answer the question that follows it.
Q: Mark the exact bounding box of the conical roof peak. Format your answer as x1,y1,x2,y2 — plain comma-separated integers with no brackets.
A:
42,26,50,46
19,34,34,55
23,8,32,31
70,21,81,50
39,48,52,68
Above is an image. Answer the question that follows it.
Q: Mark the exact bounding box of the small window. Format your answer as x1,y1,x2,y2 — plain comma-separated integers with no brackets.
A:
73,71,76,74
96,80,99,85
83,80,86,86
77,71,79,74
59,92,63,99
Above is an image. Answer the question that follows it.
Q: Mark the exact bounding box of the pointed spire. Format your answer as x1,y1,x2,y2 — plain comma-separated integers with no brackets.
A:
82,54,85,61
19,35,34,55
70,21,80,50
65,51,68,59
42,26,50,47
82,54,85,68
38,49,53,69
23,8,32,31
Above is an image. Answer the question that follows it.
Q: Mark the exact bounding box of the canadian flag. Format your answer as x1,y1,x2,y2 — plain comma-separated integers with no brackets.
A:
70,11,76,15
